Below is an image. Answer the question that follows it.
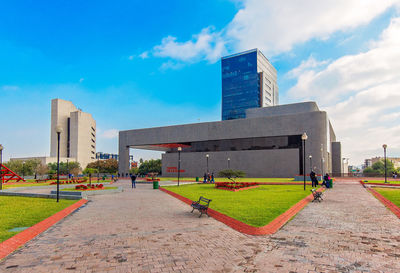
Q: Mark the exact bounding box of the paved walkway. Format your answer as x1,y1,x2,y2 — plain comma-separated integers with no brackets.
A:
0,180,399,272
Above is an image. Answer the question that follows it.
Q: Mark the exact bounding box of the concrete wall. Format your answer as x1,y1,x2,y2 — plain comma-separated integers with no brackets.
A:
246,101,319,118
50,99,77,157
10,156,77,165
162,149,299,178
331,142,342,175
50,98,96,169
119,108,337,177
70,111,96,169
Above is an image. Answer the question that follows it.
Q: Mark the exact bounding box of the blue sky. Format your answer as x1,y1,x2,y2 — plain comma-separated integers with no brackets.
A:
1,0,400,165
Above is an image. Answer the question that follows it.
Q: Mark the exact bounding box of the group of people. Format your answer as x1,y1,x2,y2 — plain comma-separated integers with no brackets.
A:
310,170,331,188
203,172,215,183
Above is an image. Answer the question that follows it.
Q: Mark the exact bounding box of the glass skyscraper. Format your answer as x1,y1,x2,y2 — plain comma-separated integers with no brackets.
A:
221,49,278,120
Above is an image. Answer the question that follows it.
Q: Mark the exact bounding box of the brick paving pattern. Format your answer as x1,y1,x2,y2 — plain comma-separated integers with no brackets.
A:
0,180,399,272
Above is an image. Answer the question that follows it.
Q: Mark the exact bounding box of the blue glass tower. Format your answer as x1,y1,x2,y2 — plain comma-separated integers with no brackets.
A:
221,49,278,120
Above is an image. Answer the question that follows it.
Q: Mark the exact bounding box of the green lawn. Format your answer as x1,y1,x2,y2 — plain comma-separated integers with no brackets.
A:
158,177,295,182
363,180,400,185
163,184,312,227
61,186,118,191
374,187,400,207
3,180,112,189
0,196,77,242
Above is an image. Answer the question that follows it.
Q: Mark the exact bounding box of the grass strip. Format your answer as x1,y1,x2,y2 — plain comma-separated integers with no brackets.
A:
0,196,77,242
374,187,400,207
163,184,311,227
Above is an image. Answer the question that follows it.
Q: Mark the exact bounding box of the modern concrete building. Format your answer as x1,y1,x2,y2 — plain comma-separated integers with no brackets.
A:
10,156,75,166
119,102,342,178
11,99,96,169
221,49,278,120
50,99,96,168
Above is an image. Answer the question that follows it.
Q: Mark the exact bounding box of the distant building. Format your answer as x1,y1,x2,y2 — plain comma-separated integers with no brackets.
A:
221,49,278,120
363,159,372,169
50,99,96,168
371,157,400,168
95,152,133,162
11,99,96,169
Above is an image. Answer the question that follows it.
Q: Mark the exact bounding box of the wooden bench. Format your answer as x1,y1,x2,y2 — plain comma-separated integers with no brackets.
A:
191,196,212,218
311,189,323,202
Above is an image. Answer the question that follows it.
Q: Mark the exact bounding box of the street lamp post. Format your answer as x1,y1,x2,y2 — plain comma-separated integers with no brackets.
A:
301,133,308,191
177,147,182,187
97,153,100,183
383,144,387,183
227,158,230,169
56,125,63,203
67,159,69,181
0,144,3,190
309,155,312,171
320,144,324,177
206,154,209,173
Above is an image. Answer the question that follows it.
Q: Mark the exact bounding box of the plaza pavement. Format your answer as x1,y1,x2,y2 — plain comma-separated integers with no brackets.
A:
0,180,399,272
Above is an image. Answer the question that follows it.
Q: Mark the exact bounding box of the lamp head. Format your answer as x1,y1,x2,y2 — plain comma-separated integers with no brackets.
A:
301,132,308,140
228,158,230,161
383,144,387,149
206,154,209,158
309,155,312,159
177,147,182,152
56,125,63,134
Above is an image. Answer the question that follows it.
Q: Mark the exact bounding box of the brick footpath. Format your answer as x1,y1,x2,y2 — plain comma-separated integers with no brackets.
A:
0,180,399,272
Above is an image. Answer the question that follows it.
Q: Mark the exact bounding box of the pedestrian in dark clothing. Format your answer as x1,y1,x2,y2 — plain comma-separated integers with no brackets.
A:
211,173,215,183
310,170,317,187
322,173,330,188
203,173,207,183
130,173,137,188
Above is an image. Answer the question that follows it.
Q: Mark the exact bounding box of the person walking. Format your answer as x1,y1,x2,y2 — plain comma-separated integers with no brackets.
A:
203,173,207,183
130,173,137,188
310,170,317,187
211,173,215,183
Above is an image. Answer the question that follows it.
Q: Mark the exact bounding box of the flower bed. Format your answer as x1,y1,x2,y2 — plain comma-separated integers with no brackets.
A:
49,179,88,185
75,184,104,190
215,182,258,191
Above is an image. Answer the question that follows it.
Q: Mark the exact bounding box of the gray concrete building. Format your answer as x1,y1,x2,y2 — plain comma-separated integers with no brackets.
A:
50,99,96,169
119,102,342,178
12,99,96,169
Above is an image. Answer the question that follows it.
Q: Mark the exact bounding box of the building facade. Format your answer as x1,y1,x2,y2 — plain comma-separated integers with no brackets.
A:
371,157,400,168
119,102,342,178
221,49,278,120
50,99,96,168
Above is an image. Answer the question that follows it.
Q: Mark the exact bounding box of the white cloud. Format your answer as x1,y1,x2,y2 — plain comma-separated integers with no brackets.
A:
226,0,399,55
1,85,19,91
286,56,330,79
139,51,149,59
102,129,119,139
145,0,399,66
150,27,226,65
286,17,400,164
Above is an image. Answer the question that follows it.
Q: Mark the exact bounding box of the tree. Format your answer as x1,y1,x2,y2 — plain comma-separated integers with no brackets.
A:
363,159,395,176
35,163,49,177
86,159,118,174
137,159,161,175
129,167,139,175
218,169,246,184
83,168,97,175
48,161,81,175
4,159,40,177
